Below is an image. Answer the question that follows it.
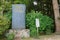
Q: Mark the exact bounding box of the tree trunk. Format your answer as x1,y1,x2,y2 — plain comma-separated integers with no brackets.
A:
52,0,60,34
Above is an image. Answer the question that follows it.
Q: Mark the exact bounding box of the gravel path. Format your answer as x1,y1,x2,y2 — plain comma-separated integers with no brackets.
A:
22,35,60,40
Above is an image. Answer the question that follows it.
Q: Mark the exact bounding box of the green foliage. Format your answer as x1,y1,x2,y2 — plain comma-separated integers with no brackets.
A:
14,0,30,5
30,27,37,37
4,11,12,20
26,10,54,36
4,11,12,29
6,33,15,40
0,15,10,35
0,0,30,12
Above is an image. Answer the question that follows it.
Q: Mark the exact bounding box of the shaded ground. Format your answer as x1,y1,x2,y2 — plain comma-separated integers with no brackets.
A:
1,34,60,40
0,36,6,40
22,35,60,40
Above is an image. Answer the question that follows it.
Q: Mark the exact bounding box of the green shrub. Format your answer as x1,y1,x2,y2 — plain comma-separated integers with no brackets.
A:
14,0,30,5
4,11,12,21
0,15,10,35
26,10,54,36
6,32,15,40
30,27,37,37
4,11,12,29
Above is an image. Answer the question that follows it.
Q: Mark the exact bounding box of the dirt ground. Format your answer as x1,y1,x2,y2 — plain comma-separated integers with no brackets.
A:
22,35,60,40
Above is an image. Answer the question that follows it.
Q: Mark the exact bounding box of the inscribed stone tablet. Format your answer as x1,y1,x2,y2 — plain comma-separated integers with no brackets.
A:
12,4,26,30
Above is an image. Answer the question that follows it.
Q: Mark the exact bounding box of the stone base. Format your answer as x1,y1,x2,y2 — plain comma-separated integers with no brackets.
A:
9,29,30,38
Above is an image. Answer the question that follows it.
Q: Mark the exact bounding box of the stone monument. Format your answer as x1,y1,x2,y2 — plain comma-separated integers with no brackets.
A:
11,4,30,38
12,4,26,30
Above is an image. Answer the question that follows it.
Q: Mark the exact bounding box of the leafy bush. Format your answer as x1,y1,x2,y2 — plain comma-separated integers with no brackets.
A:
26,10,54,36
14,0,30,6
4,11,12,20
6,32,15,40
4,11,12,29
0,15,10,35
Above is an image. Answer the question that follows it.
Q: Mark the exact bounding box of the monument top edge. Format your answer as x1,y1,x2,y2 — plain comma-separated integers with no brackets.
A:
12,4,26,6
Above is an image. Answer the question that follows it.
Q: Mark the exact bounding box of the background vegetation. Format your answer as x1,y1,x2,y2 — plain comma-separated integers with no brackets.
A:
0,0,54,38
26,10,54,37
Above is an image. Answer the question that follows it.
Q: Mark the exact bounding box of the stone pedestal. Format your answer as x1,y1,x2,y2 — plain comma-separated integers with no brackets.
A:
9,29,30,39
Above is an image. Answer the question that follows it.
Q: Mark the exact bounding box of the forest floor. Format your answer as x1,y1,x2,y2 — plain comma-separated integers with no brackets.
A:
22,34,60,40
1,34,60,40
